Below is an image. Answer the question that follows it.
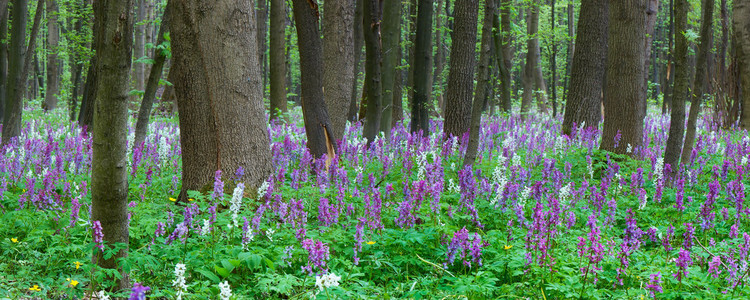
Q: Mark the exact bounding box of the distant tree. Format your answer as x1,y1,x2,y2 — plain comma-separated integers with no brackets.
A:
444,0,479,139
292,0,338,159
521,0,548,118
600,0,646,155
322,0,354,141
561,0,608,136
134,0,146,91
43,0,60,111
733,0,750,129
380,0,402,138
362,0,382,144
498,0,512,113
411,0,433,135
663,0,690,173
90,0,133,290
169,0,273,200
0,1,10,124
269,0,287,121
464,0,493,167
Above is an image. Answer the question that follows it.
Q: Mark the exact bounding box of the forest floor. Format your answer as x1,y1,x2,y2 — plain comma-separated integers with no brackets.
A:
0,106,748,299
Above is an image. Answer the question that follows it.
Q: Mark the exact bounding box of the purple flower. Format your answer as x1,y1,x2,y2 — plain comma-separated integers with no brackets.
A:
212,170,224,201
708,256,722,278
444,227,488,268
69,197,81,228
318,197,339,227
92,220,104,251
301,238,330,275
674,248,692,282
682,223,695,250
353,218,365,265
646,272,663,297
128,282,150,300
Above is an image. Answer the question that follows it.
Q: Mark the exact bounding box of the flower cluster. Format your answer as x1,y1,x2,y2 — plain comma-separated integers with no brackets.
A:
315,273,342,291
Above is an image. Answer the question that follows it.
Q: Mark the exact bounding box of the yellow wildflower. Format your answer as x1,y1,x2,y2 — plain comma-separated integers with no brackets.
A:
366,241,376,245
74,261,82,270
504,245,513,250
29,285,41,292
188,198,195,202
11,238,18,243
169,197,177,202
70,280,79,287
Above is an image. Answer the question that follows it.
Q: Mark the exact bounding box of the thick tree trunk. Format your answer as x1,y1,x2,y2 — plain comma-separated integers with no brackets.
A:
464,0,492,167
663,0,690,173
498,0,512,113
736,0,750,129
323,0,355,142
347,0,364,122
443,0,478,139
362,0,382,143
43,0,60,111
169,0,273,199
411,0,433,134
133,6,170,151
561,0,608,135
380,0,402,138
600,0,646,155
90,0,132,291
3,0,43,145
269,0,287,121
291,0,339,158
0,1,8,124
680,0,714,164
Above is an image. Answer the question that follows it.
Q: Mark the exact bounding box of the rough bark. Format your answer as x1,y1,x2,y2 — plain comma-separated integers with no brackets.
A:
735,0,750,129
680,0,714,164
291,0,339,158
562,2,574,105
498,0,511,112
347,0,364,122
600,0,646,155
43,0,60,111
134,0,146,91
90,0,132,291
392,26,404,126
169,0,273,200
561,0,608,135
663,0,690,173
380,0,402,138
662,0,674,114
411,0,433,135
550,0,557,117
133,6,170,151
443,0,478,139
0,1,8,123
269,0,287,121
3,0,43,145
257,0,268,92
78,55,97,130
323,0,355,141
433,0,446,115
362,0,382,143
642,0,658,117
464,0,492,167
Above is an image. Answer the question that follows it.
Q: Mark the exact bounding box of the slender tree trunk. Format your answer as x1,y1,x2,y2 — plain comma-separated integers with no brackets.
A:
78,54,97,130
292,0,339,158
257,0,268,94
362,0,382,143
380,0,402,138
392,28,404,126
0,0,8,124
663,0,690,173
680,0,714,163
600,0,646,155
736,0,750,129
561,0,608,135
464,0,492,166
43,0,59,111
662,0,674,114
499,0,512,112
562,2,574,106
443,0,478,139
134,0,145,91
323,0,355,141
90,0,132,291
642,0,658,116
521,1,547,117
347,0,364,121
550,0,557,117
433,0,446,116
269,0,287,121
169,0,273,200
715,0,729,125
3,0,43,145
133,6,170,151
411,0,433,134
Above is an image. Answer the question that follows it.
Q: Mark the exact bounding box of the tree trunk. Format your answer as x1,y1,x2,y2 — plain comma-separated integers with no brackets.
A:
662,0,674,114
680,0,714,164
561,0,608,135
78,55,97,130
642,0,658,117
464,0,492,166
380,0,401,138
392,27,404,126
134,0,145,91
323,0,355,142
169,0,273,200
498,0,511,113
443,0,478,139
562,2,574,106
90,0,132,291
291,0,339,158
600,0,646,155
521,1,547,117
347,0,364,122
257,0,268,93
3,0,43,145
362,0,382,143
0,1,8,124
269,0,287,121
433,0,446,116
663,0,690,173
550,0,557,117
43,0,59,111
736,0,750,129
411,0,433,135
133,6,170,151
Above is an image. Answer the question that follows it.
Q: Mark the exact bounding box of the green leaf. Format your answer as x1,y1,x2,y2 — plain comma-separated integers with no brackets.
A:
214,265,231,278
197,269,221,283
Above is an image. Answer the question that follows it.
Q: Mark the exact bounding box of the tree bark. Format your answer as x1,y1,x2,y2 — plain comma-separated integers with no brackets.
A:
735,0,750,129
561,0,608,135
392,24,404,126
600,0,646,155
663,0,690,173
443,0,478,139
642,0,658,117
562,2,574,106
521,1,547,117
90,0,132,291
498,0,512,113
680,0,714,164
257,0,268,93
380,0,402,138
269,0,287,121
362,0,382,144
78,55,97,130
323,0,355,142
134,0,146,91
133,5,170,151
169,0,273,200
464,0,492,167
433,0,446,116
662,0,674,114
291,0,339,158
411,0,433,135
0,1,8,124
43,0,60,111
347,0,364,122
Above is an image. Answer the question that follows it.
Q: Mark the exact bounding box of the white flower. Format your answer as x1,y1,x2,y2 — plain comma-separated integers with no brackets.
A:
315,273,342,291
229,183,245,228
653,157,664,183
559,183,572,206
257,180,270,200
200,219,210,236
626,144,632,153
219,281,232,300
173,263,187,300
97,290,111,300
